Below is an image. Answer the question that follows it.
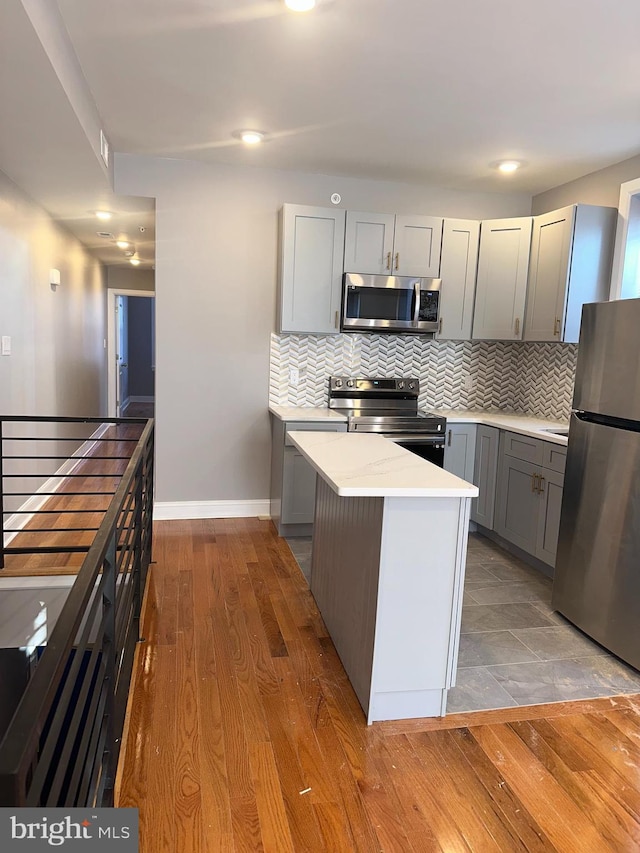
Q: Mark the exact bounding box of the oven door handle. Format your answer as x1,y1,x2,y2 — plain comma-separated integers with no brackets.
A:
385,434,444,444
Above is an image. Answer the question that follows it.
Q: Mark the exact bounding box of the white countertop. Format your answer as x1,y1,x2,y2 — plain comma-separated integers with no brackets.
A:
287,430,479,498
270,405,569,444
432,409,569,445
269,405,347,422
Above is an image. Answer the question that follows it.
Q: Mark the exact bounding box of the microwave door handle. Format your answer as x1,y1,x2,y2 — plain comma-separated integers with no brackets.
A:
413,282,420,323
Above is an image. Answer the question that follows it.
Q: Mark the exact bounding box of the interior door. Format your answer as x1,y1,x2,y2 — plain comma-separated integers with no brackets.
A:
116,295,129,416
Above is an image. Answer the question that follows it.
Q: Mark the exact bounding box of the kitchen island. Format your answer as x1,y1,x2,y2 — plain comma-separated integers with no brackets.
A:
287,430,478,724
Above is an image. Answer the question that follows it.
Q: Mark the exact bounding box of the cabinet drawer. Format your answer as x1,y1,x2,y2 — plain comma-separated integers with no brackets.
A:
502,432,544,464
542,442,567,474
284,422,346,446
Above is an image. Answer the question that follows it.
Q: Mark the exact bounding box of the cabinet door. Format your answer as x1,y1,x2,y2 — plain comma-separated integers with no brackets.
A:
494,453,540,553
437,219,480,341
393,215,443,277
524,206,575,342
472,217,533,340
279,204,345,334
535,467,564,567
344,211,395,274
471,425,499,529
443,424,476,483
281,447,317,524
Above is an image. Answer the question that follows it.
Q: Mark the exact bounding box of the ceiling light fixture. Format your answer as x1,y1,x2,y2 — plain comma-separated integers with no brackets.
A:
496,160,522,174
95,210,113,220
129,258,141,266
116,240,131,250
233,129,266,145
285,0,317,11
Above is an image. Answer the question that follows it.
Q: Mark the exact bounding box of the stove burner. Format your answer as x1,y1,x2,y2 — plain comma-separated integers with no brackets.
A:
328,376,446,436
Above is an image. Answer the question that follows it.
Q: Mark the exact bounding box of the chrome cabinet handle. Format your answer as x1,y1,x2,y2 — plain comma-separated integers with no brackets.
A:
335,310,339,329
447,429,452,447
395,252,399,271
538,475,545,494
515,317,520,336
438,317,443,334
386,251,391,271
553,317,561,336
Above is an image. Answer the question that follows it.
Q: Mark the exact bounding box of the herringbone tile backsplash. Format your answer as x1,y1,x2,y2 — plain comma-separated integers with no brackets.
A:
270,334,578,421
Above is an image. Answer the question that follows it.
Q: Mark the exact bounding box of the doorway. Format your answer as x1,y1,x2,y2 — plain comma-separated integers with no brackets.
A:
107,289,155,417
610,176,640,300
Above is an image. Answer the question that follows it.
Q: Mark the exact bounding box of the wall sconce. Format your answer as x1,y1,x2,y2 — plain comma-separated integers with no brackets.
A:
50,268,61,289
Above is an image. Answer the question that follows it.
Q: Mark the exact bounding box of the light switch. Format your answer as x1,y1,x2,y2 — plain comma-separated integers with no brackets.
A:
1,336,11,356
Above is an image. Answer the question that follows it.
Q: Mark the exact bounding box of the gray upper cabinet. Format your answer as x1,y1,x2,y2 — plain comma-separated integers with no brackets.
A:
436,219,480,340
472,217,533,341
278,204,346,334
344,212,443,277
524,204,616,343
343,211,395,274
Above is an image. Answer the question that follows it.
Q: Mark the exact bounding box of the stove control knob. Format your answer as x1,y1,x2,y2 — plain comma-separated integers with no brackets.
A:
408,381,415,390
398,380,405,390
347,379,354,388
335,379,343,388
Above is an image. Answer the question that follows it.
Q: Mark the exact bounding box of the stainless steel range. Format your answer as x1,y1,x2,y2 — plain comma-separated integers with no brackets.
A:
328,376,446,466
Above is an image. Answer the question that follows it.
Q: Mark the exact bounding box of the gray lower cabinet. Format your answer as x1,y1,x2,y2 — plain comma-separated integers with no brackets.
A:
471,425,499,529
270,418,347,535
443,424,476,482
494,431,566,567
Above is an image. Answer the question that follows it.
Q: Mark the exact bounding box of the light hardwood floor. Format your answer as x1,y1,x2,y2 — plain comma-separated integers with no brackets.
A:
1,422,146,575
116,518,640,852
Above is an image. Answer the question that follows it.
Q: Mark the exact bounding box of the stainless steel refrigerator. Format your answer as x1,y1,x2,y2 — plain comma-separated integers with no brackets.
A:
552,297,640,670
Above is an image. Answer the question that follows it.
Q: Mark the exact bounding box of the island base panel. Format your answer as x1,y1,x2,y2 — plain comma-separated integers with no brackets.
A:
311,479,471,724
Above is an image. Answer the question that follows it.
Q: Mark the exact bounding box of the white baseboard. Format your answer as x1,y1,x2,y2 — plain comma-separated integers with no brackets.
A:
129,396,154,403
3,423,111,548
153,499,271,520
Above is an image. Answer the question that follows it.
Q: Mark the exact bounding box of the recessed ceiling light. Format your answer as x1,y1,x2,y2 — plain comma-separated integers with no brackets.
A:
95,210,112,220
116,240,131,250
130,258,141,266
124,250,135,257
285,0,317,11
496,160,522,174
233,129,266,145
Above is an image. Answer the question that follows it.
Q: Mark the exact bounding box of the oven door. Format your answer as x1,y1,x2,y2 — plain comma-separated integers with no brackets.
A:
385,434,445,467
342,273,440,333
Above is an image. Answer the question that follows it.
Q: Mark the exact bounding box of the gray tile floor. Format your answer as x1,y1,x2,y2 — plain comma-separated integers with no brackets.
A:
286,532,640,715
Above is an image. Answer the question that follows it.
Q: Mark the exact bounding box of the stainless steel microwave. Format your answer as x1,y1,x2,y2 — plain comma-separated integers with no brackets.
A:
341,273,441,334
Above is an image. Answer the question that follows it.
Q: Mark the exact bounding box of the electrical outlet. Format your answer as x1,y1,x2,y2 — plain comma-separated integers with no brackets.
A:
289,368,300,385
1,336,11,356
463,374,474,391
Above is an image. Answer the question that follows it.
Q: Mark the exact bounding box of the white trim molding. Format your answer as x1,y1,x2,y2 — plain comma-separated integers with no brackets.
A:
610,176,640,300
107,288,155,418
153,499,271,520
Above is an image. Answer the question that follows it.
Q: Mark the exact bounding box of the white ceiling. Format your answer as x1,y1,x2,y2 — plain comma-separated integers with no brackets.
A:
2,0,640,268
55,0,640,195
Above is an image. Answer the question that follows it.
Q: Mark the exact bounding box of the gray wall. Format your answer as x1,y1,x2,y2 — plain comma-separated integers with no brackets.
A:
127,296,154,398
0,167,106,417
115,153,531,505
533,153,640,213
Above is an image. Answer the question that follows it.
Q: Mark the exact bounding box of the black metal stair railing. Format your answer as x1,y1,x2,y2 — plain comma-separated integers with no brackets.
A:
0,416,154,807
